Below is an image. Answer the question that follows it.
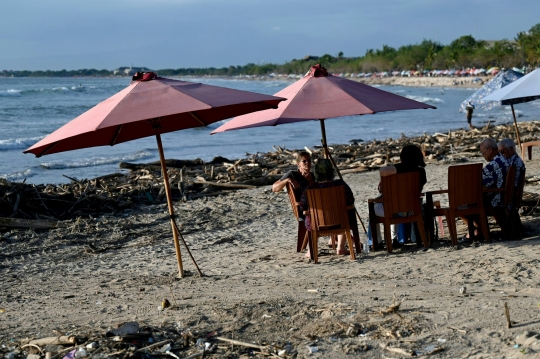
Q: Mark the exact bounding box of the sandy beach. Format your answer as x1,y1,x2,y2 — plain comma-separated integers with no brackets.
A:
356,76,485,89
2,129,540,358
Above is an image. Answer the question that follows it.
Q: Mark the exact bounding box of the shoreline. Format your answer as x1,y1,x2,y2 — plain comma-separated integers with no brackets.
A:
1,74,486,89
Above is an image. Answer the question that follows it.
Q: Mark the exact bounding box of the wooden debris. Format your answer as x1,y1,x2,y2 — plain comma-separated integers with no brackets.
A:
504,301,512,328
29,336,77,346
2,122,538,223
379,342,415,357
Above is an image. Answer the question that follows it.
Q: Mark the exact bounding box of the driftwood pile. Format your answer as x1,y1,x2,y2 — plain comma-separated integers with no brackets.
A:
1,121,539,228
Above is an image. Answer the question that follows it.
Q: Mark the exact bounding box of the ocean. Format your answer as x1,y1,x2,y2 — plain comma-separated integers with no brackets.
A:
1,77,538,185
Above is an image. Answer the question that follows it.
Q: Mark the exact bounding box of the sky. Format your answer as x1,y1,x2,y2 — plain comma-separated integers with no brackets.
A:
1,0,539,71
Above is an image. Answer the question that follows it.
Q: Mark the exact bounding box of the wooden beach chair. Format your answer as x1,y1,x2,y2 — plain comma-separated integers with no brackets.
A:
426,163,489,246
285,182,310,252
304,185,356,264
368,171,428,253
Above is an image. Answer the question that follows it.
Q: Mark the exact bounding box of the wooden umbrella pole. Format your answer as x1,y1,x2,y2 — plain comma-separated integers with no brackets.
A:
319,119,330,159
169,218,203,277
155,134,184,278
511,104,523,156
319,120,367,233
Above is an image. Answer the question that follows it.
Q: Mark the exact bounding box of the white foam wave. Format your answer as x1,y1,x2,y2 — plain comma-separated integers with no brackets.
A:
0,136,45,150
405,95,445,104
0,89,22,96
0,169,34,181
40,151,154,170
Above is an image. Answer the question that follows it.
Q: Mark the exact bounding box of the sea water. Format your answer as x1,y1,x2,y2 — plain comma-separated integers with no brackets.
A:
1,77,538,184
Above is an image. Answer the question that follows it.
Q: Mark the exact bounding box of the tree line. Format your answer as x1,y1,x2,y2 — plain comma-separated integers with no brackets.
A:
2,23,539,78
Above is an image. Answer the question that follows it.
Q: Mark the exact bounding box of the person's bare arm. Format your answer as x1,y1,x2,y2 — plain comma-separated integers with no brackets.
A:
272,177,299,192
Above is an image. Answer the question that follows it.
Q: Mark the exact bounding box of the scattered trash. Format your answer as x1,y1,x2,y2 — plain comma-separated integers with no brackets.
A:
437,338,447,343
62,350,76,359
105,321,139,337
460,286,466,294
306,345,318,354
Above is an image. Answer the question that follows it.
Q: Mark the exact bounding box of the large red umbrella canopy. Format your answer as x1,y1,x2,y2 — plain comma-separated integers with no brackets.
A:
23,72,286,278
212,65,436,133
25,72,285,157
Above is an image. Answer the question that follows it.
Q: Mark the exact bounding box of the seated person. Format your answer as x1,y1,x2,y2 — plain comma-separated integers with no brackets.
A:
300,158,355,256
272,151,314,202
373,144,427,245
498,138,526,189
461,138,507,241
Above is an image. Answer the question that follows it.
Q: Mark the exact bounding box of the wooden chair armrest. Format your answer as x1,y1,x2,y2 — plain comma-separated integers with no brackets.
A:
368,197,383,203
346,205,355,210
303,210,310,215
426,189,448,195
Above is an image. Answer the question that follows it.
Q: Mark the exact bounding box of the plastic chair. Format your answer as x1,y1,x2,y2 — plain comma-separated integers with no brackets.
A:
304,185,356,263
426,163,489,246
285,182,310,252
368,171,428,253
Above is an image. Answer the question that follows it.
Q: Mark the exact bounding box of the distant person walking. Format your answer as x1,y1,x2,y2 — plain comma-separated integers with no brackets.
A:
466,102,475,129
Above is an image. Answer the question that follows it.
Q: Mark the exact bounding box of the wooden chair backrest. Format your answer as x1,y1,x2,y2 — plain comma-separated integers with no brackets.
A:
285,182,301,220
381,171,422,216
448,163,483,209
305,185,349,233
512,167,526,209
503,165,517,208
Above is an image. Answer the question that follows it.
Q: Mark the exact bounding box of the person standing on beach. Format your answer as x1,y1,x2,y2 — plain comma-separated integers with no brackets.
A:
466,102,475,129
272,151,314,200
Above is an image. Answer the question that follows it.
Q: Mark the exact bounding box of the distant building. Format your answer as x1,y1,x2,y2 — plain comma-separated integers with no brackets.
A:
113,66,152,76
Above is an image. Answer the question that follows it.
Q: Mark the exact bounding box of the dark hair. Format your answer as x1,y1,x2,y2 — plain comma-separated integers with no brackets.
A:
295,151,311,163
314,158,335,181
400,144,426,168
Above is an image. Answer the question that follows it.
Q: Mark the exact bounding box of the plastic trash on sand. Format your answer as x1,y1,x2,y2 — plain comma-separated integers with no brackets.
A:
106,321,139,337
62,350,77,359
306,346,318,353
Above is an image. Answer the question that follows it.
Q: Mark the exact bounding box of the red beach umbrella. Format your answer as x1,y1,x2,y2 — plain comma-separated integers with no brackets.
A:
24,72,286,277
212,65,436,232
213,64,436,157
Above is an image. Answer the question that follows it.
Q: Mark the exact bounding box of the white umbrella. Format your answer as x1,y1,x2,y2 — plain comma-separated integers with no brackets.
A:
482,67,540,150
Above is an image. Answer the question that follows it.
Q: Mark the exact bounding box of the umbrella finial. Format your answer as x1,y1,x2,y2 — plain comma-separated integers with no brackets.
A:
309,64,329,78
132,71,158,82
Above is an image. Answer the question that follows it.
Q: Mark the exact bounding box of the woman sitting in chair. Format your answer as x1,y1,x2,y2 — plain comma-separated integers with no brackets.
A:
374,144,427,245
272,151,314,200
301,158,356,255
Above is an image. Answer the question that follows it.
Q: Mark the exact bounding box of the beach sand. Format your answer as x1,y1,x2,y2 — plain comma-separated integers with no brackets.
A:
2,143,540,358
357,76,485,88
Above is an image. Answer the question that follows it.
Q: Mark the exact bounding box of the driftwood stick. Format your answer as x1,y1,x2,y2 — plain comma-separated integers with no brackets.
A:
191,181,256,189
21,344,44,354
30,336,76,346
135,339,172,353
504,302,512,328
447,326,467,334
379,343,414,357
216,337,264,350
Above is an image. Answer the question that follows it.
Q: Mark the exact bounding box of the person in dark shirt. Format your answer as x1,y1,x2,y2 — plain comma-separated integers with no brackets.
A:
373,144,427,244
301,158,355,255
272,151,314,200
